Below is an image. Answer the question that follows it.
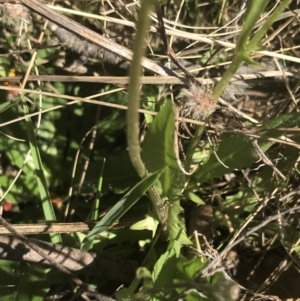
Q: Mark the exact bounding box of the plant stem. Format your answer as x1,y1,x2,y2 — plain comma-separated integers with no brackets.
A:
126,0,167,234
212,0,269,101
212,55,244,101
127,0,155,178
248,0,292,49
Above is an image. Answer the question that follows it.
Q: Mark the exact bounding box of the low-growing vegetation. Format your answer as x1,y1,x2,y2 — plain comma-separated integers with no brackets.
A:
0,0,299,300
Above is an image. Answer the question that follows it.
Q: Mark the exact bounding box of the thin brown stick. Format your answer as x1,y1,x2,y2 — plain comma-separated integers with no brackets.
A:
0,70,298,84
0,222,90,235
0,220,138,235
200,203,300,276
19,0,174,76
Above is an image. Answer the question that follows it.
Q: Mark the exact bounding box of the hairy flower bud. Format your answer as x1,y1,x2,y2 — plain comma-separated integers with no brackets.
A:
180,82,217,120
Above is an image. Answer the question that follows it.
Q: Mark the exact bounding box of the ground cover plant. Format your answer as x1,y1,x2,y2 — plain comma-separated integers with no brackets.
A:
0,0,299,300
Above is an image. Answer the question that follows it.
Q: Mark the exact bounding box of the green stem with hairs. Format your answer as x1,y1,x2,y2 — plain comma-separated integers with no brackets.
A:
187,0,291,175
248,0,292,49
126,0,153,178
212,0,268,100
213,0,291,101
126,0,168,234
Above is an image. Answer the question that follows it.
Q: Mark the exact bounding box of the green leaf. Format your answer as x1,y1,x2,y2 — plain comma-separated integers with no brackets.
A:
195,112,300,183
194,132,255,182
81,170,163,250
142,100,184,195
21,97,60,244
186,192,205,205
248,0,292,50
176,256,205,280
0,99,19,113
142,102,175,171
130,214,158,234
152,240,181,285
260,111,300,133
142,101,189,242
209,272,240,301
86,150,139,194
168,200,192,244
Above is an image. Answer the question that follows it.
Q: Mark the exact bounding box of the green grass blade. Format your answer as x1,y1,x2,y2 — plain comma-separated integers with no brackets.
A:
92,158,106,221
22,98,61,244
236,0,270,50
81,169,163,250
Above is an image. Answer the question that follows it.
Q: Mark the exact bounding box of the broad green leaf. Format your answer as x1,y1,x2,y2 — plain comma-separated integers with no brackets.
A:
176,256,205,280
195,112,300,183
260,111,300,135
142,102,175,170
130,214,158,235
142,101,184,196
152,240,181,287
209,272,240,301
0,260,20,301
85,150,139,194
194,132,255,182
81,170,163,250
15,265,49,301
106,150,139,193
142,101,189,242
186,192,205,205
168,200,192,244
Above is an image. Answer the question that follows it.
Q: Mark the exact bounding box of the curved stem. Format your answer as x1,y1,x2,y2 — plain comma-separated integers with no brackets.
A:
126,0,167,235
127,0,155,178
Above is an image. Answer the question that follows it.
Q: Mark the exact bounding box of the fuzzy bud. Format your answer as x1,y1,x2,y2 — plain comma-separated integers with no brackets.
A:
180,82,217,120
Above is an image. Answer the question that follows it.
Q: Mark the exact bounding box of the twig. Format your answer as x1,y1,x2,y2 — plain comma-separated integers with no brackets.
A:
0,222,91,234
200,203,300,276
1,70,299,84
251,138,286,180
